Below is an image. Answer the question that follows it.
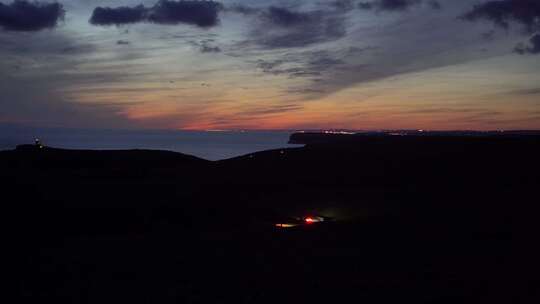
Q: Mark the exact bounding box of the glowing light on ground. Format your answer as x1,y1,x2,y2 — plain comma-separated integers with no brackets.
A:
275,223,298,228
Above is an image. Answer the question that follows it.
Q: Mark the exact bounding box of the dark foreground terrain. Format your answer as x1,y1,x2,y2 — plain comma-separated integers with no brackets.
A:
4,134,540,303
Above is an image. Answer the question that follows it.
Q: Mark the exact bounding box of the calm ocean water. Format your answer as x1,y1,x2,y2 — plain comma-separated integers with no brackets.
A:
0,126,301,160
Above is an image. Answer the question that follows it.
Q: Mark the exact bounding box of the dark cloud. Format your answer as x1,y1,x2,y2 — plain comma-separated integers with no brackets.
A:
308,56,345,69
0,0,64,31
189,39,221,53
238,104,303,116
428,0,441,10
89,5,146,26
60,44,95,55
378,0,421,10
200,44,221,53
116,40,130,45
514,34,540,54
266,67,322,78
462,1,540,54
248,46,389,98
462,0,540,33
220,4,351,48
358,0,424,11
256,50,346,79
90,0,223,28
527,34,540,53
358,2,374,10
256,59,284,72
286,87,326,95
147,0,222,27
328,0,356,11
263,7,312,27
248,6,347,48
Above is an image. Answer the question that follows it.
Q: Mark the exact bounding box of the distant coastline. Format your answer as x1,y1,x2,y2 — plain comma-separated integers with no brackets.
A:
4,125,539,160
0,127,301,160
289,130,540,144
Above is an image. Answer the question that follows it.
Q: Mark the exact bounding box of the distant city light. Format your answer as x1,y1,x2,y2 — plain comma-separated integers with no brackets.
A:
322,130,355,135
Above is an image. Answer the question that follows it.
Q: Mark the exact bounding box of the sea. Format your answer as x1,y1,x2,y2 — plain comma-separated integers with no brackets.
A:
0,125,302,160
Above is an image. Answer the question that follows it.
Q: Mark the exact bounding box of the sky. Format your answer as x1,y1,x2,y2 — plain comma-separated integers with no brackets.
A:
1,0,539,131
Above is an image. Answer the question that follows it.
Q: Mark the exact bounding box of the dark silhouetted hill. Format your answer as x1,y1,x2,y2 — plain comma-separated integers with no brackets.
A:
5,135,540,303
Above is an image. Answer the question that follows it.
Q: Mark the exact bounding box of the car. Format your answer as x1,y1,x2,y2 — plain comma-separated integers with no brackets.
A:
275,215,328,228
